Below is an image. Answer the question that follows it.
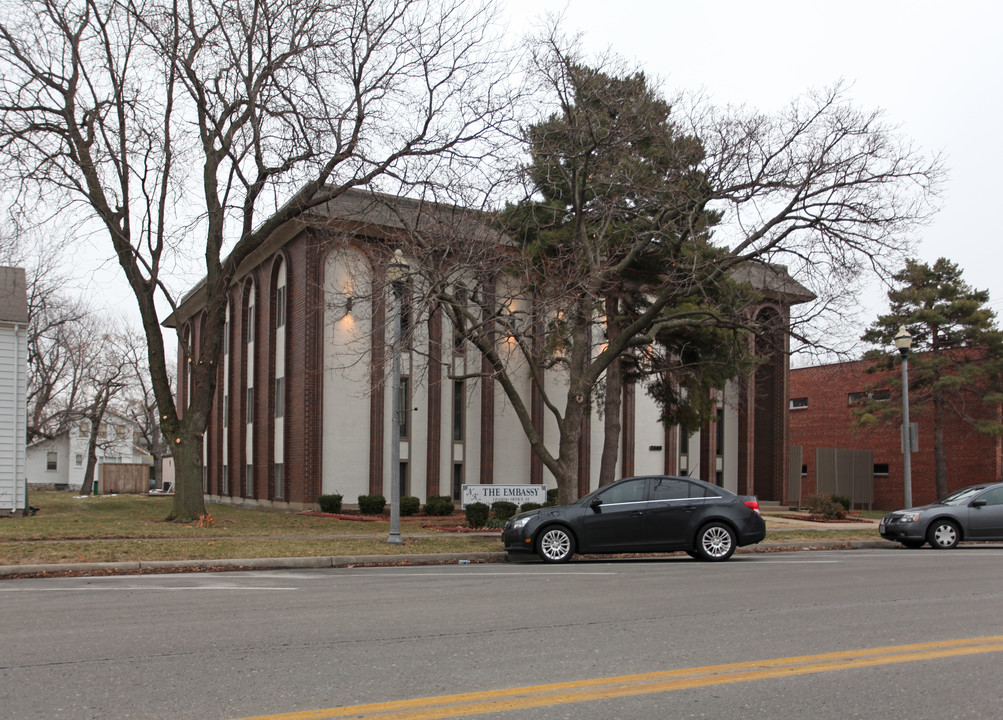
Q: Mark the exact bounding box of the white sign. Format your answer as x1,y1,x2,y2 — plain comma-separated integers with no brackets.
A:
461,484,547,508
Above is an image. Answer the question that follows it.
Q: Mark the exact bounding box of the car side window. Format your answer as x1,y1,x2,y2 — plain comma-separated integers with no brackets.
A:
976,487,1003,506
650,478,691,501
597,479,647,505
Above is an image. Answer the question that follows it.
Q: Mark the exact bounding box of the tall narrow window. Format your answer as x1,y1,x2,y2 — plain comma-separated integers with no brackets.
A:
452,380,464,442
274,463,284,499
246,464,253,497
274,377,285,418
399,376,410,439
222,465,229,495
452,463,463,501
246,387,254,424
716,408,725,456
47,452,57,471
246,303,255,344
275,284,286,328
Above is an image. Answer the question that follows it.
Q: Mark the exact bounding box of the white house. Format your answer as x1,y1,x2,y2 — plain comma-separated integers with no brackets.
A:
0,267,28,515
26,411,152,491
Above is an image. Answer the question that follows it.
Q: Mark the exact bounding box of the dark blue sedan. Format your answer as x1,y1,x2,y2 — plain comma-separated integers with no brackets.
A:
503,475,766,562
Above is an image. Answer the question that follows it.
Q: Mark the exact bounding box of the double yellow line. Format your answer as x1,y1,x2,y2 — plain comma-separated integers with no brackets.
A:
239,635,1003,720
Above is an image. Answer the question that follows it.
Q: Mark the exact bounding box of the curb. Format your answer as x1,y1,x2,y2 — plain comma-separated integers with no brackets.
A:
0,543,900,579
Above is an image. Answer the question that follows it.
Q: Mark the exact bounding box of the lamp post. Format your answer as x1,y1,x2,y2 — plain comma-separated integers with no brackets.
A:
386,249,409,545
894,325,913,508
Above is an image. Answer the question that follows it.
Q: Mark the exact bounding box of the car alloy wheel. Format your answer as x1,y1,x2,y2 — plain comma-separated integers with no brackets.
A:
537,526,575,563
695,523,736,561
927,520,960,549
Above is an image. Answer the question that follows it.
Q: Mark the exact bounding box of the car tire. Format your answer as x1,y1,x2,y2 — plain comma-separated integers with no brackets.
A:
694,522,736,562
900,539,926,549
537,526,575,563
927,520,960,549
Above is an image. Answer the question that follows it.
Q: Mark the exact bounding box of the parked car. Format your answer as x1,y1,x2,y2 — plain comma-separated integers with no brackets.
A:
502,475,766,563
879,482,1003,549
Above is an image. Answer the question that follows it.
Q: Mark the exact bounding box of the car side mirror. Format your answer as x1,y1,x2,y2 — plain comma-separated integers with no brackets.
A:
589,496,603,512
971,499,987,508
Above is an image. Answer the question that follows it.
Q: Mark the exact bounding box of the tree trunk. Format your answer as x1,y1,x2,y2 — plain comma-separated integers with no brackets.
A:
932,391,949,499
598,297,623,487
165,425,206,522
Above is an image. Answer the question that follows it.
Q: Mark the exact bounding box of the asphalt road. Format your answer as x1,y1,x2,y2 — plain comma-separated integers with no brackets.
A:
3,547,1003,720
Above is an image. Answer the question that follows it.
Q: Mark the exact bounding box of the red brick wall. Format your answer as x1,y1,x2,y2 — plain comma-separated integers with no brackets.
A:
790,358,1001,510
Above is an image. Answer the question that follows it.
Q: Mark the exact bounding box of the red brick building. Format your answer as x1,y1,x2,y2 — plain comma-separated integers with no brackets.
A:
166,190,813,511
789,358,1003,510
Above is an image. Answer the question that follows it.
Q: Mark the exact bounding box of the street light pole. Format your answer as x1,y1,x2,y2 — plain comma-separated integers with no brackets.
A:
387,250,409,545
894,325,913,508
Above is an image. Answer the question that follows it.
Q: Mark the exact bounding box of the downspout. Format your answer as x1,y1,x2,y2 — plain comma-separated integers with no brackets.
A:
11,324,20,513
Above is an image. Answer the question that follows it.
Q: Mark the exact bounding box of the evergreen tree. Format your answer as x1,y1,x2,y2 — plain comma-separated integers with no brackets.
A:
861,258,1003,498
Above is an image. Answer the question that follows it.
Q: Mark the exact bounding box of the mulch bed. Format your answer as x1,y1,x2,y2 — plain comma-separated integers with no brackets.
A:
779,515,874,524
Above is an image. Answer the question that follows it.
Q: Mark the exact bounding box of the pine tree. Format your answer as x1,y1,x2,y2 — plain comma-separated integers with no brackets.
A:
861,258,1003,498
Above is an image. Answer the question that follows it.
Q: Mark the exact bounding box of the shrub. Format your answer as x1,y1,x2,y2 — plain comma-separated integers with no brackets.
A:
491,501,518,521
358,494,387,515
400,496,420,516
465,502,490,528
423,495,455,516
317,494,343,514
805,494,846,520
520,502,542,512
485,517,507,529
831,495,852,512
545,488,559,506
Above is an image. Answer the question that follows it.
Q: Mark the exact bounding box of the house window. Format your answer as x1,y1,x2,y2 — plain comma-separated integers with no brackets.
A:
79,421,89,434
849,389,891,405
75,454,83,467
246,387,254,424
274,463,284,499
790,397,808,409
47,452,58,471
874,463,890,476
274,377,284,418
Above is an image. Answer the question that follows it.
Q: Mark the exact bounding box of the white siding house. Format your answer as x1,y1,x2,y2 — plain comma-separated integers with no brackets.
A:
26,412,152,491
0,267,28,515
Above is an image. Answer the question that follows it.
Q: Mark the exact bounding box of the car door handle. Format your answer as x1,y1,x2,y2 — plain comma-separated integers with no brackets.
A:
631,510,644,517
682,505,697,512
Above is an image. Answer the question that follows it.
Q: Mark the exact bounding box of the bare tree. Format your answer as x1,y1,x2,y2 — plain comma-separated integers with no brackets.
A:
0,0,513,520
120,329,173,487
392,35,943,504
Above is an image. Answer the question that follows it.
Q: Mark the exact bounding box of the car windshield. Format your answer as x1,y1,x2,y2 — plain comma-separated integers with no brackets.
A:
940,486,988,505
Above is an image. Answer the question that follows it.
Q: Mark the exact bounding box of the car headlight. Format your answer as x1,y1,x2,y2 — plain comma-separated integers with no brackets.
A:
895,512,921,523
508,515,532,531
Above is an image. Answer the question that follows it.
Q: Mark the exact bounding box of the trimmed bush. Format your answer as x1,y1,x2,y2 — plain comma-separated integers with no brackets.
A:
520,502,543,512
831,495,852,512
317,494,343,514
401,496,421,516
805,493,846,520
423,495,455,516
465,502,490,528
491,501,518,521
358,494,387,515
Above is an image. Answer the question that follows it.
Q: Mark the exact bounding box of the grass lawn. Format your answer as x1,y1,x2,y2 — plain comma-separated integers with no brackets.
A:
0,491,883,567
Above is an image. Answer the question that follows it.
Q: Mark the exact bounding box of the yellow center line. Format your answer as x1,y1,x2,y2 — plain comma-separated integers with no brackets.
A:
235,635,1003,720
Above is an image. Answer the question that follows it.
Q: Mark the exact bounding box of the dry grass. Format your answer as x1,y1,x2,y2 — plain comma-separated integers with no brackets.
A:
0,491,885,567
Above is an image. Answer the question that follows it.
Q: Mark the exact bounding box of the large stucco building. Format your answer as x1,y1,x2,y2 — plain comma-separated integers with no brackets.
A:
168,191,812,510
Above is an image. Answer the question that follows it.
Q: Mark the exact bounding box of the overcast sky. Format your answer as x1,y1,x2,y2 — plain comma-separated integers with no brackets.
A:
502,0,1003,329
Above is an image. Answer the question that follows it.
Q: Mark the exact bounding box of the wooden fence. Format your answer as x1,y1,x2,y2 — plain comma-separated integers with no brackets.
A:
99,463,151,494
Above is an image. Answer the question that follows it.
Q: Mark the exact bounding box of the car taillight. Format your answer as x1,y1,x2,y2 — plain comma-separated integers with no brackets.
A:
744,499,761,515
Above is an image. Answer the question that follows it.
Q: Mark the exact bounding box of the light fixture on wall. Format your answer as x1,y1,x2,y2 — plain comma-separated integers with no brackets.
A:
344,294,354,315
